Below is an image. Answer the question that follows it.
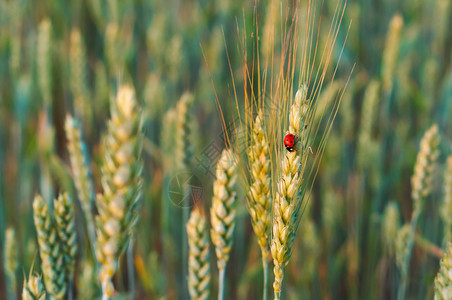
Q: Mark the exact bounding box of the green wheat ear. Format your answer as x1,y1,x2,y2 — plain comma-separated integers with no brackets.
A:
22,274,46,300
33,194,66,299
4,227,18,292
434,242,452,299
65,115,96,251
382,201,401,257
95,84,143,299
54,193,77,283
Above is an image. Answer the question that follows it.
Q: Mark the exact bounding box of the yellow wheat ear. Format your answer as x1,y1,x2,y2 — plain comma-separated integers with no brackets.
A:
95,84,143,299
210,148,237,300
187,207,211,300
434,242,452,299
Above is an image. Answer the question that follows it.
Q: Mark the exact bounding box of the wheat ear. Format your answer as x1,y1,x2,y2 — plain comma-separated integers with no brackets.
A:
381,202,401,257
4,227,18,294
54,193,77,286
22,274,46,300
442,156,452,245
33,195,66,299
434,242,452,299
271,87,309,300
210,149,237,300
187,207,211,300
95,85,143,300
37,18,52,107
398,124,440,300
65,115,96,252
247,110,271,299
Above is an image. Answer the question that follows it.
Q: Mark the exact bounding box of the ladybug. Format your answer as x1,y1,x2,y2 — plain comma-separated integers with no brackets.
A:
284,133,296,152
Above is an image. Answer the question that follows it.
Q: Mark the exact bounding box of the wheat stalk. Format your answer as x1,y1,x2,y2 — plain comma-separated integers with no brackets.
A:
187,207,211,300
33,194,66,299
434,242,452,299
22,274,46,300
210,148,237,300
95,85,143,299
271,87,309,300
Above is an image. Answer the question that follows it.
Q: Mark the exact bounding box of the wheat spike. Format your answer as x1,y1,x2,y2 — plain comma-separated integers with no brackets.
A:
397,125,440,300
210,149,237,300
382,14,403,93
33,195,66,299
411,124,440,220
187,207,211,300
381,202,401,257
247,111,271,279
65,115,96,249
69,28,92,127
54,193,77,283
4,227,18,291
442,156,452,245
37,18,52,107
175,92,194,171
95,85,143,299
22,274,46,300
434,242,452,300
271,87,309,299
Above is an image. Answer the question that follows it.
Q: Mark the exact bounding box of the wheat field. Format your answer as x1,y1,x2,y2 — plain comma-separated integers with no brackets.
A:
0,0,452,299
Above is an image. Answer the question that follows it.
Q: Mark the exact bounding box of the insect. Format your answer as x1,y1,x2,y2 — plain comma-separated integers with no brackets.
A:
284,133,296,152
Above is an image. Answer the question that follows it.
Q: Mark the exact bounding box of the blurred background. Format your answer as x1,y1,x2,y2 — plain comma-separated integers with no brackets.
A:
0,0,451,299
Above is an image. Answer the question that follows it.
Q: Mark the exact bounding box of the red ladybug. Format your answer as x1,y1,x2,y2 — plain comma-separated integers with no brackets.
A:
284,133,296,152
